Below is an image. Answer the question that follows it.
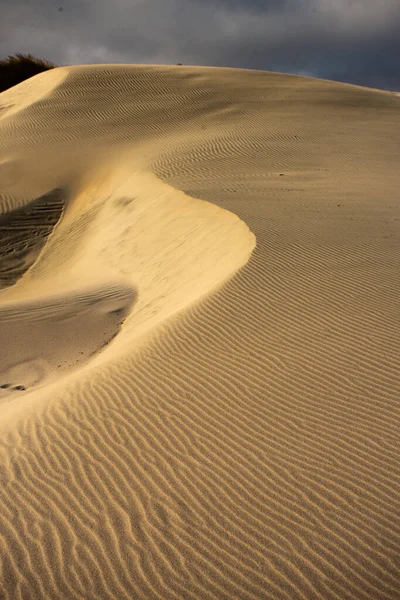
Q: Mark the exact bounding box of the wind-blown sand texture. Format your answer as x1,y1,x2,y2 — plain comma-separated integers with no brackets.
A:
0,64,399,599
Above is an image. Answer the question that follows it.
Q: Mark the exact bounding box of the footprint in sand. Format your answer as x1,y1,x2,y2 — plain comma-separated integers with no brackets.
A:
0,282,136,400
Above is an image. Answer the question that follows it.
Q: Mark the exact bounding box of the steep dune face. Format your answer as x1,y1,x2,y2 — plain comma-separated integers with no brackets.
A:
0,65,399,599
0,68,255,417
0,188,65,289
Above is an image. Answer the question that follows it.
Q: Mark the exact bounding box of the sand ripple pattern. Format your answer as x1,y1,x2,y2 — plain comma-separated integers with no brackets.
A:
0,65,400,599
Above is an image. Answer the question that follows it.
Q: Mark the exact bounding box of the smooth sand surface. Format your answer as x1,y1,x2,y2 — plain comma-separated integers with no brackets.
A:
0,65,399,599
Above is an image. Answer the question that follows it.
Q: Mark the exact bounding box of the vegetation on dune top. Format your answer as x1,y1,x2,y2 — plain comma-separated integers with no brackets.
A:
0,53,57,94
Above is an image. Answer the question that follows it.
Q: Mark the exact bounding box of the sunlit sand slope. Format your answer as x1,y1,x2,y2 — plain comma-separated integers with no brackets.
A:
0,65,399,599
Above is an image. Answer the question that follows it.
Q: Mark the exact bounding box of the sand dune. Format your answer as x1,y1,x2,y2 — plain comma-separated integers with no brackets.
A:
0,64,399,599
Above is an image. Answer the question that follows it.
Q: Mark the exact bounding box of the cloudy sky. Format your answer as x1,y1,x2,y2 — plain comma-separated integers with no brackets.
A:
1,0,399,90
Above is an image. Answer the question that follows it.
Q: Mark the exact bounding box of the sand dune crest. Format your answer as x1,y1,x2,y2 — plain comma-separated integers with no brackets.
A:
0,65,399,599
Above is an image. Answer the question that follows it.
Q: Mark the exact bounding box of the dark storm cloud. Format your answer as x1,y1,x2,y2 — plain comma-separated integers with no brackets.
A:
0,0,399,89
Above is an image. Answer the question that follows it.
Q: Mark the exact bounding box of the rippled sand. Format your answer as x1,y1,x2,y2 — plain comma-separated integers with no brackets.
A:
0,65,399,599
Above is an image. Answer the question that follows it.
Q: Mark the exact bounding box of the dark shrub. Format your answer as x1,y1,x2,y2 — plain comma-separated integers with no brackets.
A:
0,53,57,93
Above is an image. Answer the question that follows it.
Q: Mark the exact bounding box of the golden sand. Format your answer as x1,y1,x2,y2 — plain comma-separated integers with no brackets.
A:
0,65,399,599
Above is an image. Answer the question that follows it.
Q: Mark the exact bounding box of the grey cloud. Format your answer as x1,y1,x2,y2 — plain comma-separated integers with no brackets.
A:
0,0,399,89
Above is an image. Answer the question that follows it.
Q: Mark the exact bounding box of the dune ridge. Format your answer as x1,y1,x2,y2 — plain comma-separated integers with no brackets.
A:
0,65,399,599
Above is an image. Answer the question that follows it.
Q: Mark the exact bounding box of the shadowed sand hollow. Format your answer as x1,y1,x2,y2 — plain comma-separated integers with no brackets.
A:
0,188,65,290
0,282,135,400
0,65,399,599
